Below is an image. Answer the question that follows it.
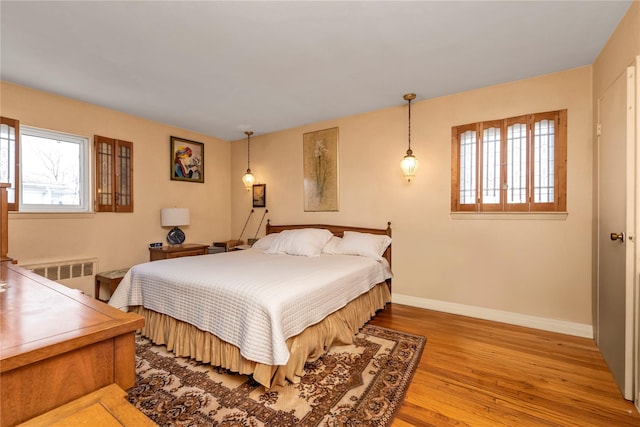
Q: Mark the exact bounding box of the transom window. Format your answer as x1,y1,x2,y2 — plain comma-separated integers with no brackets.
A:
451,110,567,212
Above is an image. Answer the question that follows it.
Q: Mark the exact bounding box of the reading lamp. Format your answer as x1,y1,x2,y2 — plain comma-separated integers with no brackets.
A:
234,209,254,250
161,208,190,245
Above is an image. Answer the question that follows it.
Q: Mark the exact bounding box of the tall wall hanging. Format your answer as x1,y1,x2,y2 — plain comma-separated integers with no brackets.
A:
303,127,339,211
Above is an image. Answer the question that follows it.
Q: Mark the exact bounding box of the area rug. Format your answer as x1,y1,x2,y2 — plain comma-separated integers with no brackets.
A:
127,324,425,426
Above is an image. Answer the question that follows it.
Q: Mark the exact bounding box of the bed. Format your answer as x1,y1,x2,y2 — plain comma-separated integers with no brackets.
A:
108,221,392,388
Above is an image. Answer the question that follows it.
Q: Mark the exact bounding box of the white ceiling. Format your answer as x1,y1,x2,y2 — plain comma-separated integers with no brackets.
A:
0,1,632,141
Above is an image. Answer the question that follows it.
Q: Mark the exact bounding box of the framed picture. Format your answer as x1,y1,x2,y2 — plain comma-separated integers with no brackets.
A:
170,136,204,183
303,127,339,211
252,183,266,208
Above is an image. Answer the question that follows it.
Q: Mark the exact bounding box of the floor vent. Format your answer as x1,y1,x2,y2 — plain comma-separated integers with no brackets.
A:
21,258,98,281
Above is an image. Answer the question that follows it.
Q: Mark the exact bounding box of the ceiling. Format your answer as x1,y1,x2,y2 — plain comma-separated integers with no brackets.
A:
0,1,632,141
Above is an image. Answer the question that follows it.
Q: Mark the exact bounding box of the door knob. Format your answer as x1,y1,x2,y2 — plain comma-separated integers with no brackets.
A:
610,232,625,242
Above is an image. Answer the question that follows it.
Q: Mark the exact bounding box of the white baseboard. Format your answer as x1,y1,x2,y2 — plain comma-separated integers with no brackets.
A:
392,293,594,339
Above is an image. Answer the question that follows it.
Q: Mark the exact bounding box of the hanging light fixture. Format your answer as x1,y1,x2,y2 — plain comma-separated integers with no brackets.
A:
241,130,256,190
400,93,418,182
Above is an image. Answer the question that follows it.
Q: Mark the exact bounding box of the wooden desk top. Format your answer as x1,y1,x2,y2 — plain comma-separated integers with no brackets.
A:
0,261,144,373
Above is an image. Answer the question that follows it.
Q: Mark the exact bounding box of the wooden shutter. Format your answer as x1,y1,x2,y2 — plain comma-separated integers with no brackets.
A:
530,110,567,212
479,120,504,212
95,135,133,212
0,117,19,211
504,115,529,212
115,139,133,212
452,123,479,212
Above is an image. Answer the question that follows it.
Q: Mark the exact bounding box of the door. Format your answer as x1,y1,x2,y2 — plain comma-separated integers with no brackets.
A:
597,65,636,401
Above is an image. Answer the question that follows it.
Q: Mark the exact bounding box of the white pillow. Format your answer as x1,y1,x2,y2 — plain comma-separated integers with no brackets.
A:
266,228,333,257
335,231,392,260
321,236,342,254
251,233,280,251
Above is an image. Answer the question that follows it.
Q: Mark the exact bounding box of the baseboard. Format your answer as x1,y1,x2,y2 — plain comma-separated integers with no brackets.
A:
392,293,594,339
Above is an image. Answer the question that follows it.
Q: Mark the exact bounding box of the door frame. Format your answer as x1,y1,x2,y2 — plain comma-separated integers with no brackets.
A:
634,55,640,412
622,62,636,403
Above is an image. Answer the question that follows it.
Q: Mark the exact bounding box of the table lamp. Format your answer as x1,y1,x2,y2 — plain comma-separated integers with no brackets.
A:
161,208,190,245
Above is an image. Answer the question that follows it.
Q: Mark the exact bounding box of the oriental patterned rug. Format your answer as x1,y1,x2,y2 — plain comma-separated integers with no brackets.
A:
128,324,425,426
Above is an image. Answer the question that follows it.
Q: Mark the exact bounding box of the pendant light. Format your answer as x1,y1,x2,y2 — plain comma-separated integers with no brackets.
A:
241,130,256,190
400,93,418,181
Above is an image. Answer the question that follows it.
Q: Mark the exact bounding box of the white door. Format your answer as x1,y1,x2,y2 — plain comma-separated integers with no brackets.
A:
596,65,636,401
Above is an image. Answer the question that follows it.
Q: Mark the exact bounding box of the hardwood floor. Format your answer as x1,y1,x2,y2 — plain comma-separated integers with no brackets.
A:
367,303,640,427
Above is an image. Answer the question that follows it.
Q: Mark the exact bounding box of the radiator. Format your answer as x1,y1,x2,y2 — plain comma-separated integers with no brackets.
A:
20,258,99,281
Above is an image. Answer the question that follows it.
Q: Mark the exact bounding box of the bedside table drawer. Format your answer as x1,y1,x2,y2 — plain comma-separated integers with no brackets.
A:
162,248,207,259
149,244,209,261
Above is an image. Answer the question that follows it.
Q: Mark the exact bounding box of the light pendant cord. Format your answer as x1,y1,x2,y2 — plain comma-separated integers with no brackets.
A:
238,209,254,245
407,97,412,153
245,130,253,172
403,93,415,155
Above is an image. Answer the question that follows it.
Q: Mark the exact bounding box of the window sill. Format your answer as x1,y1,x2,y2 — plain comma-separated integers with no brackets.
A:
450,212,568,220
8,211,95,220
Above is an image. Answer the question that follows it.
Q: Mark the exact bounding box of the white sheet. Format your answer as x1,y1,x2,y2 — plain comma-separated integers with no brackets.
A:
108,248,392,366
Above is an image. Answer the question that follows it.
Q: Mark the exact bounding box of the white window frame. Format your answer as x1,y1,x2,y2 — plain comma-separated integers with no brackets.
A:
19,126,91,213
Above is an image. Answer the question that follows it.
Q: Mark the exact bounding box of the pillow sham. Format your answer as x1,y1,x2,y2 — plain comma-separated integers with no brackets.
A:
251,232,280,251
335,231,392,260
266,228,333,257
321,236,343,254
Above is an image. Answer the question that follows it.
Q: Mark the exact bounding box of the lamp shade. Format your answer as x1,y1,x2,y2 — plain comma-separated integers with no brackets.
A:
242,170,256,190
401,151,419,181
161,208,190,227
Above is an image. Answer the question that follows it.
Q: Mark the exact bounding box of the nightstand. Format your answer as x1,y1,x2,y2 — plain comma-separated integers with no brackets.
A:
149,243,209,261
212,240,243,252
94,268,129,301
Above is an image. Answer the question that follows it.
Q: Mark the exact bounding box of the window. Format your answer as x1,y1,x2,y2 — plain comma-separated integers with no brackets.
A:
19,126,90,212
94,135,133,212
0,117,19,211
451,110,567,212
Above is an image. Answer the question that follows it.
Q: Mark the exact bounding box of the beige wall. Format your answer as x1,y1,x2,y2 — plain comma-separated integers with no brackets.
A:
593,1,639,99
231,66,594,327
2,81,232,295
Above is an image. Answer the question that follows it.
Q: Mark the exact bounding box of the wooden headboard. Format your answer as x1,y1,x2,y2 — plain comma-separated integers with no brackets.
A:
265,220,392,273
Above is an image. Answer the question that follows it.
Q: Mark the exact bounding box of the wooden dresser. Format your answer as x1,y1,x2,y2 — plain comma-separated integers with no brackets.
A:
0,262,145,426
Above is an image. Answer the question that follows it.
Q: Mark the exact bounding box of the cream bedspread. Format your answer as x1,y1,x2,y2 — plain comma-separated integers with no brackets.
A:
109,248,392,366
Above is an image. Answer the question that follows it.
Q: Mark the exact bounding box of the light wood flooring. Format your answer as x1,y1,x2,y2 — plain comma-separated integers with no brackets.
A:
367,303,640,427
